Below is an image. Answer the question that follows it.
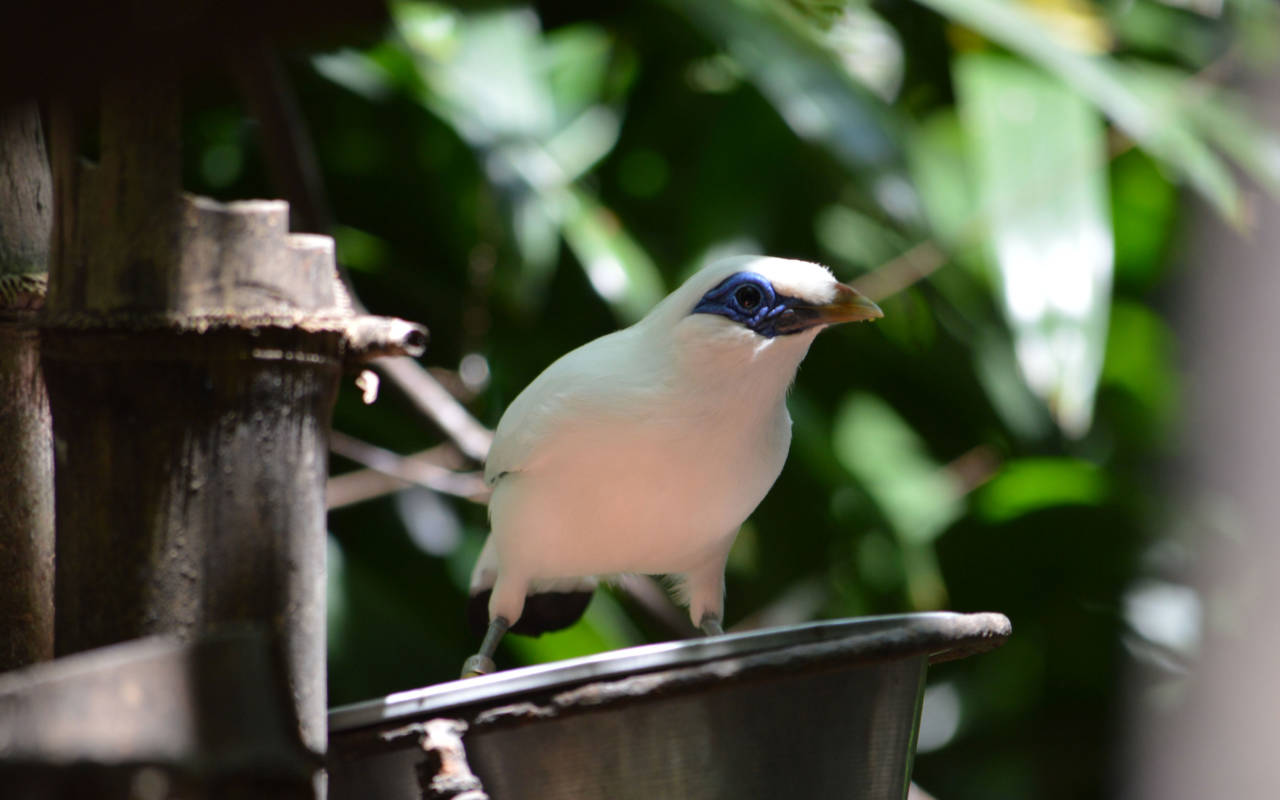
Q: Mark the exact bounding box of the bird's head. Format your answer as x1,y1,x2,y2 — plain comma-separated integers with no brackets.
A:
645,255,881,342
635,255,883,384
686,257,883,338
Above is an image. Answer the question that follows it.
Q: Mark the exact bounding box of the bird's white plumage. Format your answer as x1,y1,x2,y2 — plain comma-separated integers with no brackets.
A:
472,255,856,628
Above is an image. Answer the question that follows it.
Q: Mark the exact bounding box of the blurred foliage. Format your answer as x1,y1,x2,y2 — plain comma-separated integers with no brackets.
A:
176,0,1280,797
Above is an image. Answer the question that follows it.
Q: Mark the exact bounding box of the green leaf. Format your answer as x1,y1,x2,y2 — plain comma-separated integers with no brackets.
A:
387,3,658,317
676,0,900,172
906,110,984,269
833,393,957,608
833,393,963,547
1108,0,1218,69
311,49,397,101
975,457,1108,522
917,0,1242,224
561,187,667,324
814,203,910,271
333,225,390,274
957,53,1113,437
505,590,642,664
544,24,617,116
1125,66,1280,199
1110,150,1177,291
1101,299,1178,437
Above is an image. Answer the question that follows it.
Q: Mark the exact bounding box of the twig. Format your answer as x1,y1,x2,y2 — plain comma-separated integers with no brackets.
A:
850,240,947,303
328,431,489,508
613,574,698,639
730,577,828,632
376,357,494,462
327,466,413,509
944,444,1001,496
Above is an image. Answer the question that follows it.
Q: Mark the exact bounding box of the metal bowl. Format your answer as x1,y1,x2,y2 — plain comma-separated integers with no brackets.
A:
329,611,1010,800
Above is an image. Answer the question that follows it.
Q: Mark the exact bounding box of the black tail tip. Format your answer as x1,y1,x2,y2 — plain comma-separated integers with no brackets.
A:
467,588,595,637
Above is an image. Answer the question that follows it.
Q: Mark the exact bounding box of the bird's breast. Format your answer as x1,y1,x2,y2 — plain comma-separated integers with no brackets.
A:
488,398,791,578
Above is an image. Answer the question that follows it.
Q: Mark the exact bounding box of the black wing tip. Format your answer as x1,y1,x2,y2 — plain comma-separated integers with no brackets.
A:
467,588,596,637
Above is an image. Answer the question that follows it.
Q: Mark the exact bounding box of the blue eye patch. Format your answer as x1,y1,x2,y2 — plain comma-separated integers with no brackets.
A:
691,271,810,338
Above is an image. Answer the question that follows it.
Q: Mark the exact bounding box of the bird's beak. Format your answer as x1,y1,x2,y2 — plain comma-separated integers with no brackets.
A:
817,283,884,324
774,283,883,334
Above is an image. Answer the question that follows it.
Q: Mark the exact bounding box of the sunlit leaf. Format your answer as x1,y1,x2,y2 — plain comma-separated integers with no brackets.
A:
676,0,900,173
1123,64,1280,199
417,6,555,143
973,328,1055,440
975,457,1108,522
393,1,460,60
906,110,985,270
545,24,617,114
957,53,1113,437
824,4,905,102
833,394,957,608
385,3,658,316
510,191,561,281
833,393,963,547
814,203,909,271
1108,0,1218,68
312,47,399,101
918,0,1242,223
545,107,623,184
561,187,666,323
1021,0,1114,52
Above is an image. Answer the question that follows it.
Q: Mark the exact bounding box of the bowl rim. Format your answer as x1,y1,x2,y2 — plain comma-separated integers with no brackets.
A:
328,610,1010,735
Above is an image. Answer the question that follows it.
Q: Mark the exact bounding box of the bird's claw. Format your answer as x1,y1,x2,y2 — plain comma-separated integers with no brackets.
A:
460,653,497,679
460,616,510,678
700,616,725,637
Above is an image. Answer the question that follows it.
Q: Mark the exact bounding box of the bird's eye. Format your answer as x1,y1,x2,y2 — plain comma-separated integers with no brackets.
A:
734,284,762,311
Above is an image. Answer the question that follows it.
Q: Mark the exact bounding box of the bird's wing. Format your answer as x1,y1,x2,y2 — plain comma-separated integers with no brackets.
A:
484,328,649,486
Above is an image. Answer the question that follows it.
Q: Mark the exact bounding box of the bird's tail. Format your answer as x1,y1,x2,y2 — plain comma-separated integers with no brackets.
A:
467,535,597,635
467,581,596,637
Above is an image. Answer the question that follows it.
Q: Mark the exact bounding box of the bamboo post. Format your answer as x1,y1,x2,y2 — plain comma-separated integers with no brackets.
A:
41,71,425,778
0,101,55,672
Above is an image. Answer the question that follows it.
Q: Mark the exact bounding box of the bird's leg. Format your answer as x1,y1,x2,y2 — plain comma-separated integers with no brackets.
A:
460,616,509,678
684,548,730,637
699,613,725,637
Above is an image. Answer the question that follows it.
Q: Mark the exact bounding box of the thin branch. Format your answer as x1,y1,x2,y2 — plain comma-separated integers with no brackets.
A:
613,574,698,639
850,240,947,303
327,466,413,510
945,444,1001,497
730,577,828,632
328,431,489,509
375,357,494,462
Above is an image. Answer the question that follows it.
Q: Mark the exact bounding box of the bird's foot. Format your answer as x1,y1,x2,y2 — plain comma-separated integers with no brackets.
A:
699,615,725,637
459,615,511,679
460,654,497,679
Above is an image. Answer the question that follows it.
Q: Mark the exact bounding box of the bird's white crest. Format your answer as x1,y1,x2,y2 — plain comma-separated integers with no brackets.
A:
640,255,841,332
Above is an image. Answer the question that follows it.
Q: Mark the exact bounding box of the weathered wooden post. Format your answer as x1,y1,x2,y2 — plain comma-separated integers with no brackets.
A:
0,102,55,673
35,69,424,792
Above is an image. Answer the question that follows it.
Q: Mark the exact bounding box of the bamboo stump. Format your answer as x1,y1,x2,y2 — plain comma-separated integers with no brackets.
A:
42,78,426,773
0,102,55,673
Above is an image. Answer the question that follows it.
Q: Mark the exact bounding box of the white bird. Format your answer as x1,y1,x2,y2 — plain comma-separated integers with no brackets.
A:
462,255,882,676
